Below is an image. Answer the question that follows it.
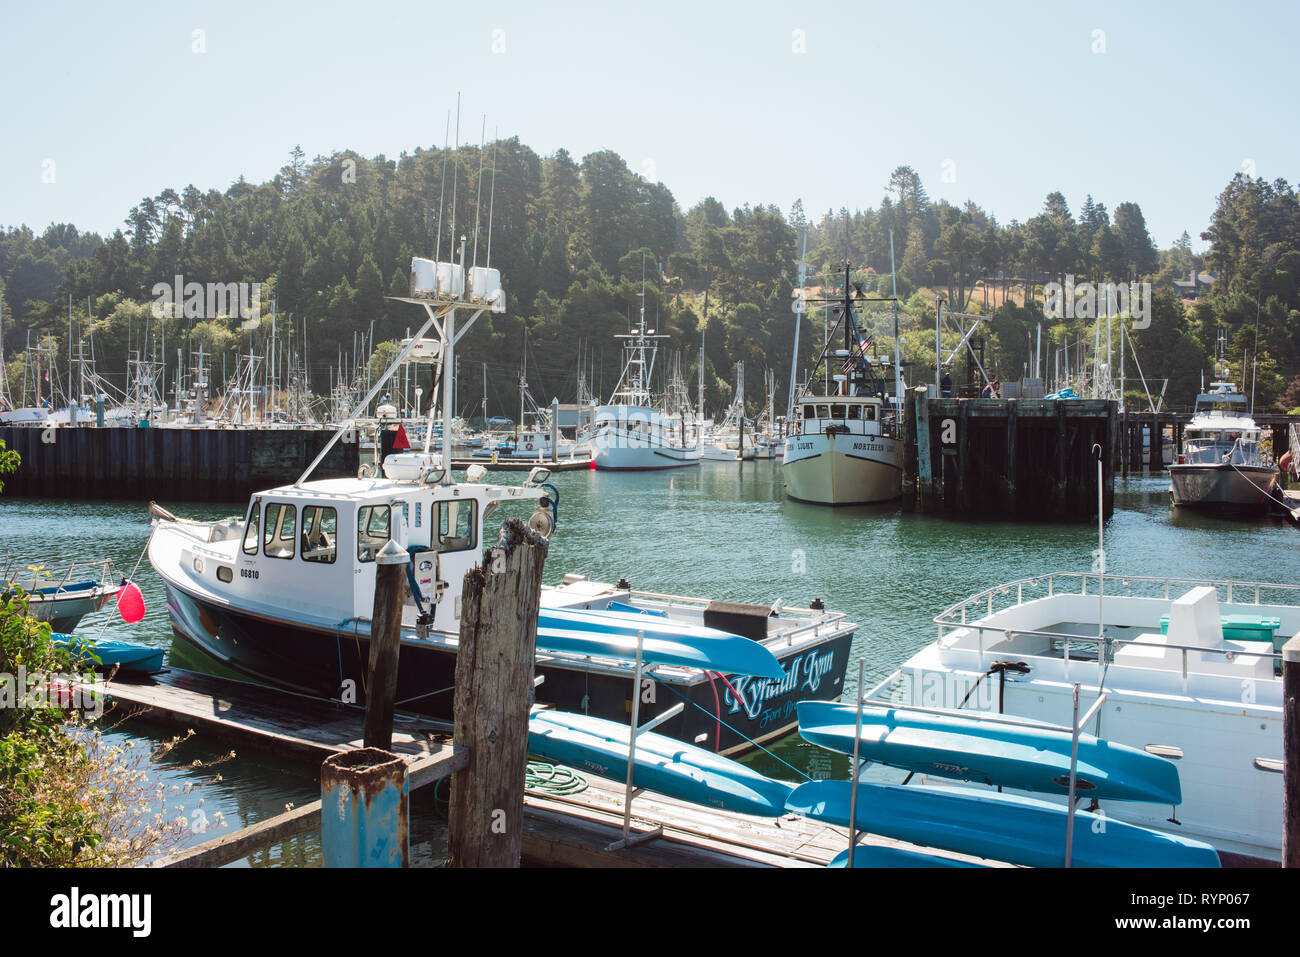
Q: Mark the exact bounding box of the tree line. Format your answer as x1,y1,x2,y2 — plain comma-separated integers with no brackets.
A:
3,140,1299,418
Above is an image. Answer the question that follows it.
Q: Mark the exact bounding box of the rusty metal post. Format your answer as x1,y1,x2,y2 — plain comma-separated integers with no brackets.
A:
321,748,409,868
364,539,408,750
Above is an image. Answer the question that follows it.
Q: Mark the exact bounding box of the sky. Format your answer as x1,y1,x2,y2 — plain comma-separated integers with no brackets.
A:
2,0,1296,252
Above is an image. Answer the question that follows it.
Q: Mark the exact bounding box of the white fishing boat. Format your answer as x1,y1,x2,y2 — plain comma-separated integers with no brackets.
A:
147,252,852,752
2,558,122,633
1169,348,1276,512
877,571,1289,863
783,263,904,505
582,279,700,471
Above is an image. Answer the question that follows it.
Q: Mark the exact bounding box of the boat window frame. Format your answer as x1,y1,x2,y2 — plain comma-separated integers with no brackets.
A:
436,498,478,553
357,504,391,563
300,504,338,565
242,499,261,556
262,502,297,560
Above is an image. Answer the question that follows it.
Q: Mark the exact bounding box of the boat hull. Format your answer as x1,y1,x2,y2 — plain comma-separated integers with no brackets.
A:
1169,464,1276,511
782,432,902,505
160,582,852,755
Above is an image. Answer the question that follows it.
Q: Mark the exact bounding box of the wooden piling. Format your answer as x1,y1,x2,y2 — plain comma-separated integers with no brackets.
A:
1002,399,1017,516
1286,635,1300,868
448,518,549,868
363,540,409,750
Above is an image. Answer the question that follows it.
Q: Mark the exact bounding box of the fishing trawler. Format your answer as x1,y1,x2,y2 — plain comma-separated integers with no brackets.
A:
582,270,701,471
783,263,904,504
148,254,851,753
1169,347,1276,512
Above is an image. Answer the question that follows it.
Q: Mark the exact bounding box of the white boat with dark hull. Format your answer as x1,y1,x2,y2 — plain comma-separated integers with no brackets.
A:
582,278,701,471
148,254,850,753
1169,348,1276,513
881,571,1290,863
783,264,904,505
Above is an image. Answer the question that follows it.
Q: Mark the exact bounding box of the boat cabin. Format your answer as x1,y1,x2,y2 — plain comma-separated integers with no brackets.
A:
789,396,885,437
171,465,554,638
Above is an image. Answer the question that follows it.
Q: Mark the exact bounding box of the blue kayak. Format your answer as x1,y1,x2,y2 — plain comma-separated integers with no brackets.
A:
535,607,784,679
786,780,1220,868
53,634,165,675
528,709,794,817
796,700,1182,805
828,845,988,868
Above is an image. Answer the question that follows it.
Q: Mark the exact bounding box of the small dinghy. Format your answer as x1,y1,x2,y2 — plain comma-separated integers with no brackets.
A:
53,635,165,675
528,709,794,817
3,559,122,634
786,780,1220,868
796,700,1182,804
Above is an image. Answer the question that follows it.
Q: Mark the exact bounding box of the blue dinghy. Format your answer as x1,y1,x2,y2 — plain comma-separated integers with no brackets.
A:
786,780,1220,868
535,607,783,678
528,709,794,816
796,700,1181,805
54,634,165,675
828,845,988,868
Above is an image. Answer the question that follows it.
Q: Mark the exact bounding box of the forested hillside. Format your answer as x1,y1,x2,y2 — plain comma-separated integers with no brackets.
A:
3,139,1299,417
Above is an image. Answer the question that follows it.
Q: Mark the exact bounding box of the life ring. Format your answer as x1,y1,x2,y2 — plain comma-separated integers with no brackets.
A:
525,442,534,451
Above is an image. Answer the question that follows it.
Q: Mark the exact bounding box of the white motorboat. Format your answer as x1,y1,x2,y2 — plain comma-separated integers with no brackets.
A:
1169,365,1276,512
878,571,1288,863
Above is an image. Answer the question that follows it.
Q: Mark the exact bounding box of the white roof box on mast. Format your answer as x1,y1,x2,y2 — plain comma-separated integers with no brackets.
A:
467,266,507,313
408,258,465,300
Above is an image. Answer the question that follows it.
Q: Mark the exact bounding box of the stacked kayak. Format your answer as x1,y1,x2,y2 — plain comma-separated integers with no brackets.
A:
534,606,783,678
527,709,793,817
54,634,165,675
788,780,1220,868
796,700,1181,804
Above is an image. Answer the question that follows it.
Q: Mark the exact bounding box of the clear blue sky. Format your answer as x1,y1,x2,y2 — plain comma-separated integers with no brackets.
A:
2,0,1295,252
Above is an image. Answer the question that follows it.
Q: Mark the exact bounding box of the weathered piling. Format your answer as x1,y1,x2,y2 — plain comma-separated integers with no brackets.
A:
1285,635,1300,868
448,518,549,868
363,540,409,750
320,748,410,868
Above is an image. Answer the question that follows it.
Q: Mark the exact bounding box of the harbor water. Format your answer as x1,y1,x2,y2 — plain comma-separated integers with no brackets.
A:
4,461,1299,863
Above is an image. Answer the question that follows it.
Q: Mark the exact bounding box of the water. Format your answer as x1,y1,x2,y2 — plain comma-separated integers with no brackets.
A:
4,463,1299,862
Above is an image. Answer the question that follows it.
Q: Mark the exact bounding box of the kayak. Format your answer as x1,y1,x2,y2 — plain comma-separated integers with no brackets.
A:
528,709,794,816
796,700,1182,804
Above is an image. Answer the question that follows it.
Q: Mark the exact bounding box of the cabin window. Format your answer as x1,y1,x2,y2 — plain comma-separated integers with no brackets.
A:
263,503,296,560
436,499,477,552
242,502,261,555
863,405,876,421
832,405,847,419
846,405,861,420
357,505,391,563
816,405,830,419
301,506,338,564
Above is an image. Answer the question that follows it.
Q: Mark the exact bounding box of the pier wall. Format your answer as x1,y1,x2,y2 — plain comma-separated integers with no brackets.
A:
901,390,1115,520
0,426,358,502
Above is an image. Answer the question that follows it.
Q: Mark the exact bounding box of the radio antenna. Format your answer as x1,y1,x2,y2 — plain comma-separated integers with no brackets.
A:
486,127,499,268
472,115,486,270
435,110,450,262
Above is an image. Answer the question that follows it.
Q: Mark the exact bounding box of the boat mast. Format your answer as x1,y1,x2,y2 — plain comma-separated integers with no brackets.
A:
787,230,807,424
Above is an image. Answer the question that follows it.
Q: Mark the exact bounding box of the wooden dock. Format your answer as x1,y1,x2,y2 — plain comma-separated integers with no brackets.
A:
100,667,1002,869
902,389,1115,520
